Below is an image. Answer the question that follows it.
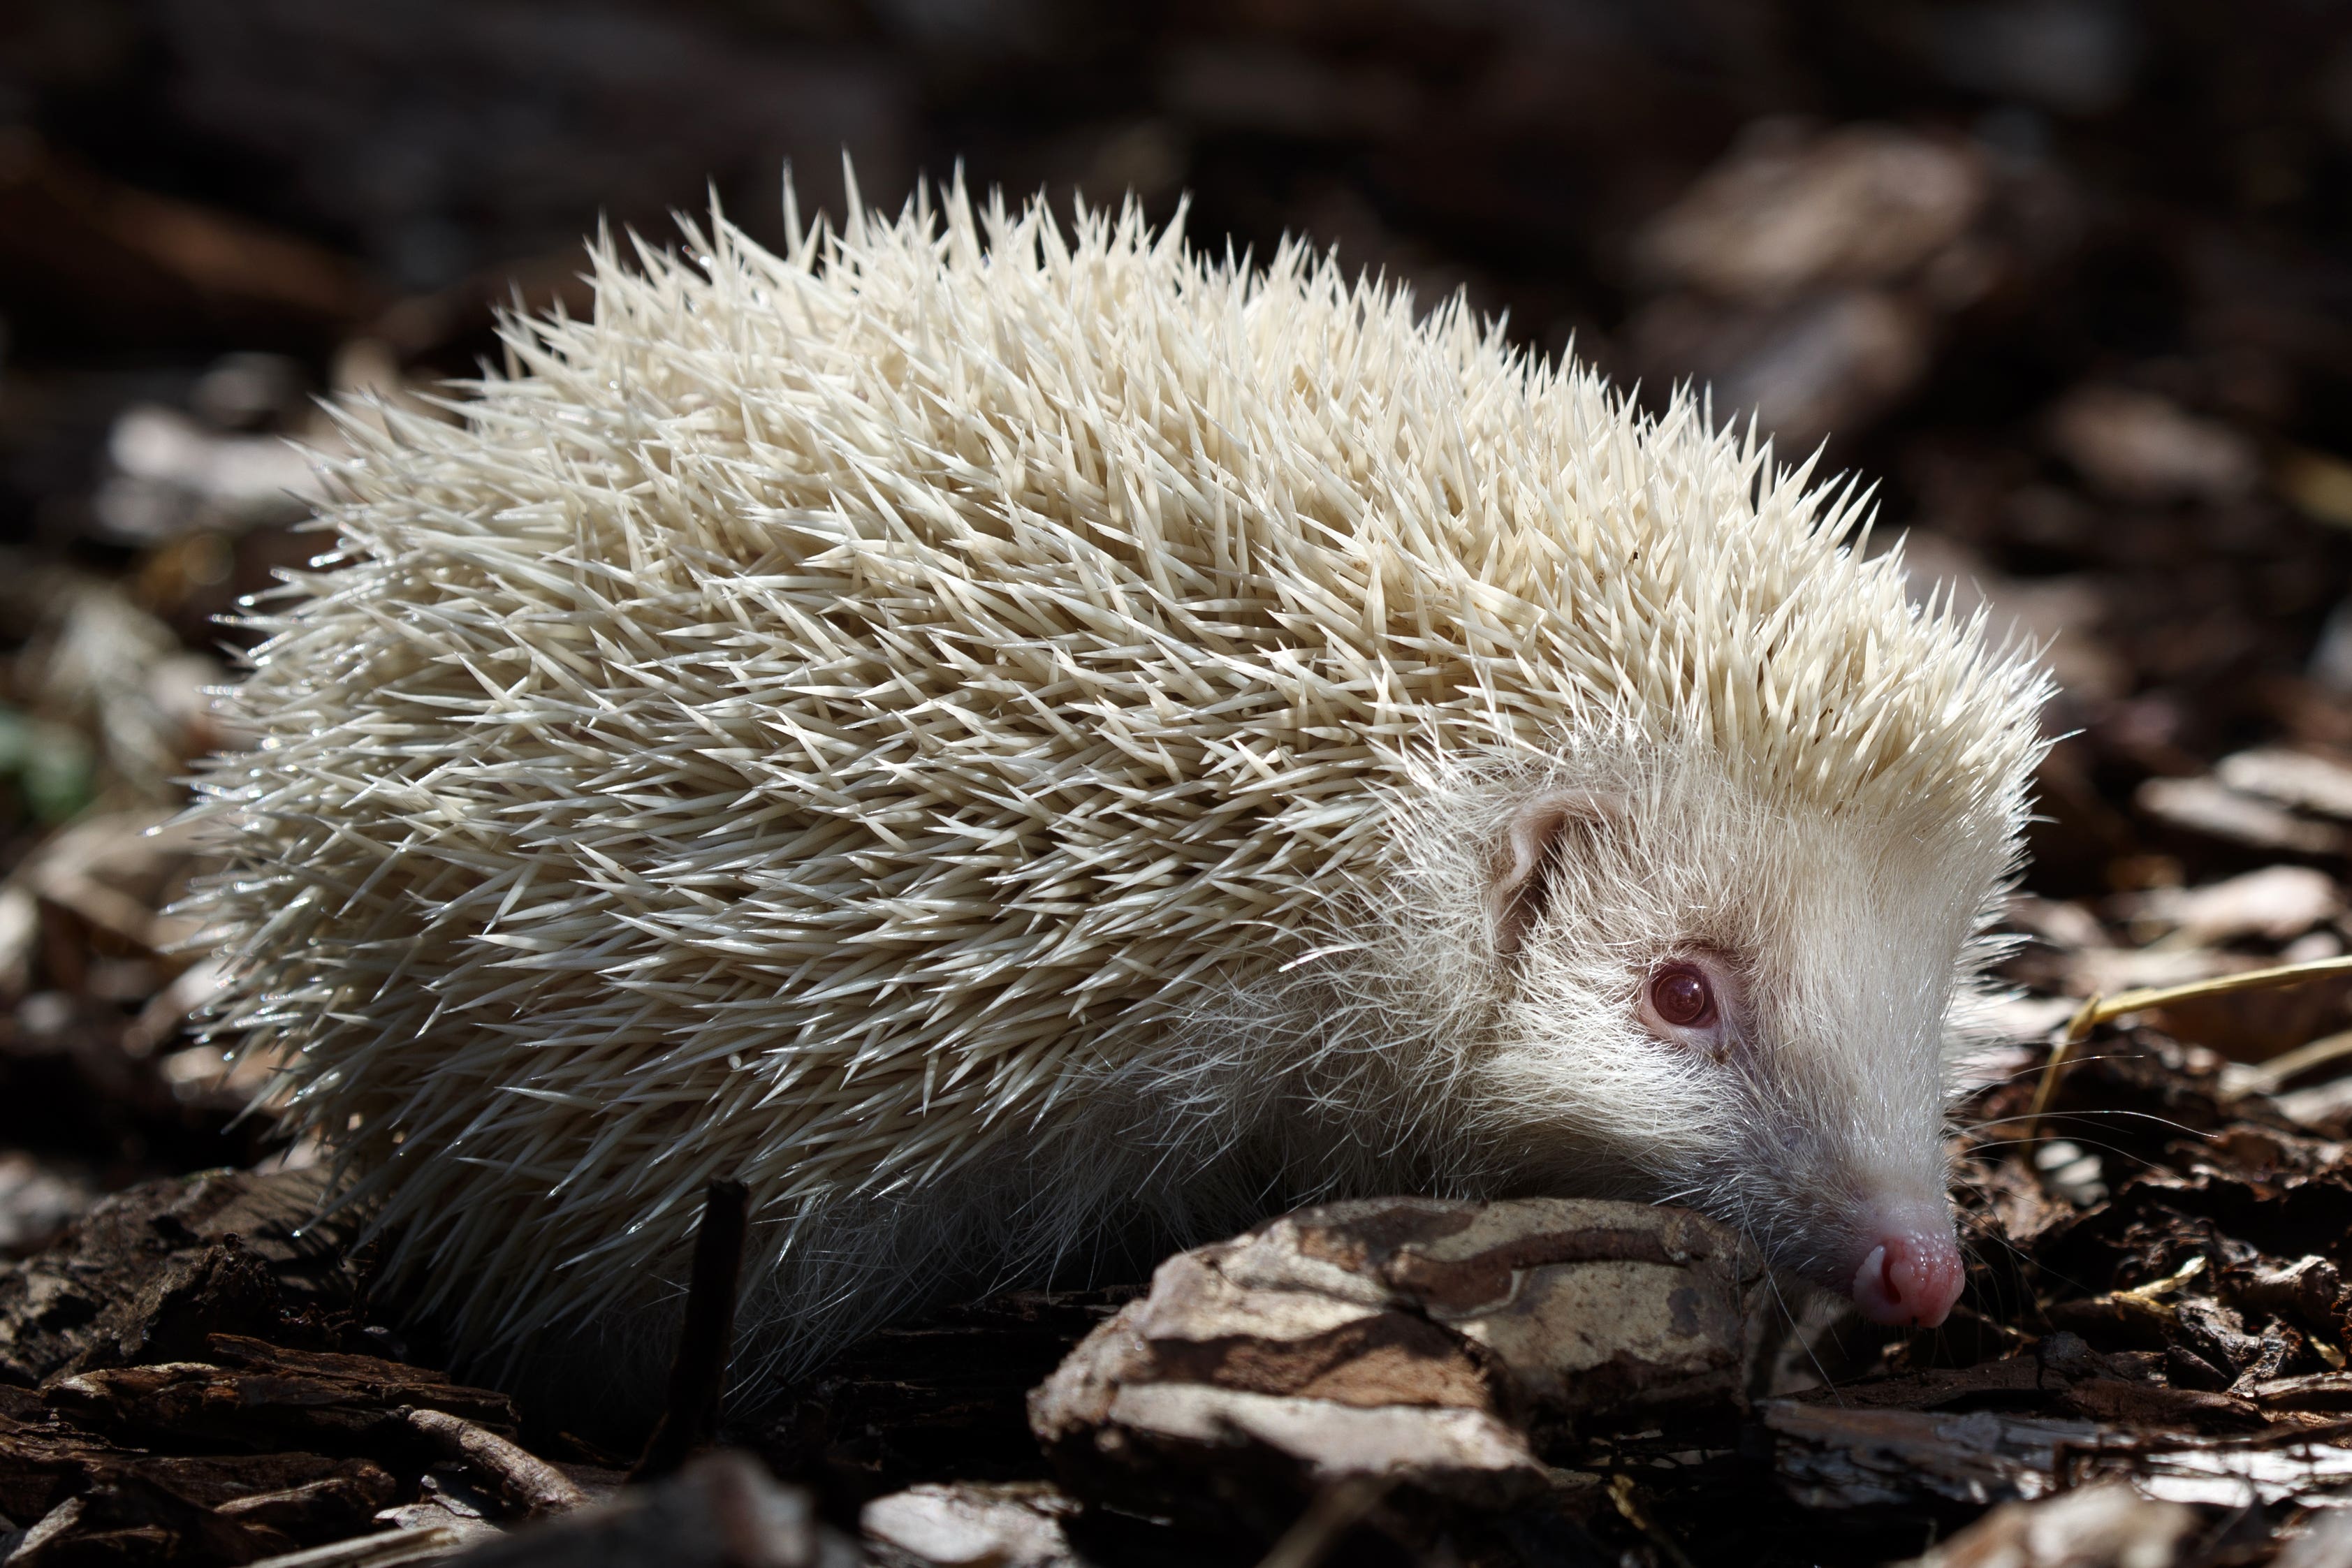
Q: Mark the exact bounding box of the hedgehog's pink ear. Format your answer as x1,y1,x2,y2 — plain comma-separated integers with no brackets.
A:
1490,791,1622,958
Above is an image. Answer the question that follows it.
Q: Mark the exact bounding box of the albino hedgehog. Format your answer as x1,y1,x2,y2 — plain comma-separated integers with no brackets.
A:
193,178,2049,1405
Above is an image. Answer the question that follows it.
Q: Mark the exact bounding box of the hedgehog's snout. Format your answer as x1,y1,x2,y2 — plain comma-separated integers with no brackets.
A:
1846,1198,1965,1327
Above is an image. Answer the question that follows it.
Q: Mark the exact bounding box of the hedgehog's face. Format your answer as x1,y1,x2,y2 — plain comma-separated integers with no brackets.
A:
1456,752,2017,1328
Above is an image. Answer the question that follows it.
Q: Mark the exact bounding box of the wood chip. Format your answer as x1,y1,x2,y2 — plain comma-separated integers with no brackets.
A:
2135,776,2345,856
2218,748,2352,822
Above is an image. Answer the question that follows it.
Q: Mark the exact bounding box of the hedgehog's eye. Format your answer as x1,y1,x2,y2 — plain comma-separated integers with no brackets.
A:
1638,953,1740,1059
1649,964,1715,1027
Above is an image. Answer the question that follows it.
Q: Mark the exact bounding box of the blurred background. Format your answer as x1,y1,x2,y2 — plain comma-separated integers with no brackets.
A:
3,0,2352,1234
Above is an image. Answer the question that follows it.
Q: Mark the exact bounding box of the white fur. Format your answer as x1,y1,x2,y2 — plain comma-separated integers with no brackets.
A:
186,176,2049,1400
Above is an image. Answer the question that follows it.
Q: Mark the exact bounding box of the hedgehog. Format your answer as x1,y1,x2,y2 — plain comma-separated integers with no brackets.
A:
190,176,2050,1409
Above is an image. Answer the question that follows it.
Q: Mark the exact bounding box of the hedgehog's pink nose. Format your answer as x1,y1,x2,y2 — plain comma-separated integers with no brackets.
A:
1849,1211,1964,1327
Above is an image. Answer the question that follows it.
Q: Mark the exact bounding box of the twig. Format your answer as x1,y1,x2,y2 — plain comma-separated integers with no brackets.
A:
1255,1475,1391,1568
401,1406,587,1519
1607,1474,1697,1568
2119,1414,2352,1453
2073,953,2352,1021
2022,955,2352,1148
2233,1026,2352,1097
243,1525,465,1568
631,1177,752,1481
2117,1254,2207,1303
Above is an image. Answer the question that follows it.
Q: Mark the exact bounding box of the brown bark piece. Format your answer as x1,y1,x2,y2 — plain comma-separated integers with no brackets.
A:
2247,1372,2352,1413
3,1458,395,1565
210,1464,398,1544
1765,1400,2111,1510
8,1470,286,1567
1790,1356,2050,1410
0,1169,361,1389
44,1335,518,1451
1029,1196,1756,1530
1769,1398,2352,1511
2055,1378,2266,1430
